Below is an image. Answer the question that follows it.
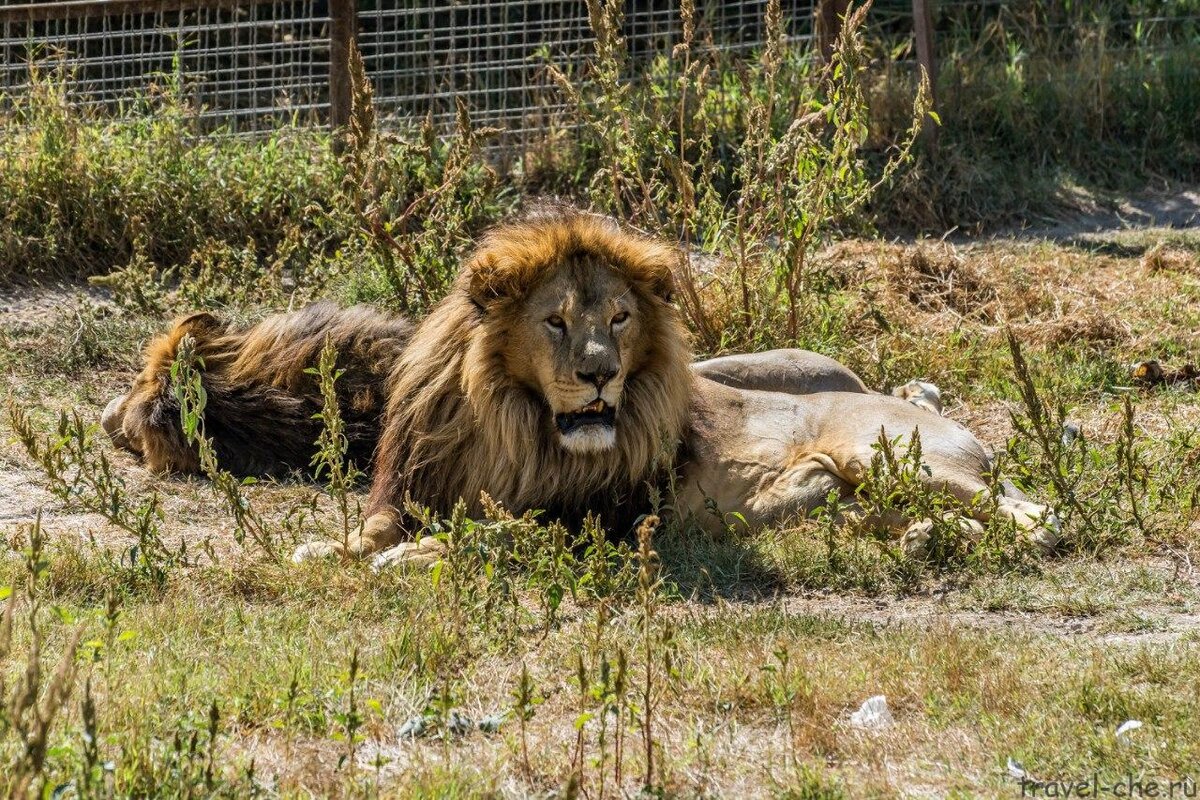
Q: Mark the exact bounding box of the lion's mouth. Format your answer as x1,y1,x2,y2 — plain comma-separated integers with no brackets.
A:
555,399,616,435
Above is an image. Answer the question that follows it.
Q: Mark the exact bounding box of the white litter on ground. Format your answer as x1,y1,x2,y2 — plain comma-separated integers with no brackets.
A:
849,695,894,729
1115,719,1143,740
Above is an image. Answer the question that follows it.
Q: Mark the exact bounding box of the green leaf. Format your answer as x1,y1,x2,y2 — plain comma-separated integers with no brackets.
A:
546,582,564,611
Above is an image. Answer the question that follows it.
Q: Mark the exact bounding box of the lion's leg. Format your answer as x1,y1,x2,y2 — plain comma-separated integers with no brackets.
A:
291,508,408,562
891,380,943,415
828,499,984,558
101,394,130,448
370,536,445,572
739,454,857,529
991,496,1061,553
901,459,1061,554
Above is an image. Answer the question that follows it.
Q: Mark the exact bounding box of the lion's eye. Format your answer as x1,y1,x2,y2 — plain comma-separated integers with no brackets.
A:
611,311,630,327
545,315,566,332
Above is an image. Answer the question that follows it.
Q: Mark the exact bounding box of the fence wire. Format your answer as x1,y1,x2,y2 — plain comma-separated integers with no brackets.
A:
359,0,815,139
0,0,814,138
0,1,330,132
2,1,1196,138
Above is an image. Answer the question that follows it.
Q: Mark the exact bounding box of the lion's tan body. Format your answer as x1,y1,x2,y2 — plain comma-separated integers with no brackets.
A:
289,207,1057,564
684,382,996,527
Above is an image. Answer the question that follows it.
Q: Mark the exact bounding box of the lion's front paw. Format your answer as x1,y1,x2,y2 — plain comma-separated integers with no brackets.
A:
370,536,445,572
291,541,345,563
901,519,934,558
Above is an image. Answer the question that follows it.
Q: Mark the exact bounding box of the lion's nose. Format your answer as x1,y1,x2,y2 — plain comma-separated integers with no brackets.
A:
577,367,617,389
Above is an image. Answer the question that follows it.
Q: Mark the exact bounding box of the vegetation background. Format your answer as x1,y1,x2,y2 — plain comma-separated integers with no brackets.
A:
2,0,1200,796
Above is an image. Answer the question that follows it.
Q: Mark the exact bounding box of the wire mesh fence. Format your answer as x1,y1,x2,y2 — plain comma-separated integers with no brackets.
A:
1,1,1197,139
868,0,1200,62
359,0,817,138
0,1,332,132
0,0,817,138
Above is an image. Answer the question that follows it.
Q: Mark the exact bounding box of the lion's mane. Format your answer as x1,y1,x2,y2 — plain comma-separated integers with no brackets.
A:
366,208,694,530
113,302,411,476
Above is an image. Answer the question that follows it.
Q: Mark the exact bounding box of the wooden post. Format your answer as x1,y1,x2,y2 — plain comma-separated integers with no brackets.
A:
329,0,357,130
817,0,849,64
0,1,243,23
911,0,938,150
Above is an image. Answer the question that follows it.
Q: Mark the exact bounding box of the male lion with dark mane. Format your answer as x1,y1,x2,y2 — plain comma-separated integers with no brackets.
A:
280,206,1059,564
101,302,411,476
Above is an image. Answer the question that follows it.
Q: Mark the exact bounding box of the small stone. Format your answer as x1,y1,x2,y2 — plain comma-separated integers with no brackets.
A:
478,712,507,733
397,715,428,739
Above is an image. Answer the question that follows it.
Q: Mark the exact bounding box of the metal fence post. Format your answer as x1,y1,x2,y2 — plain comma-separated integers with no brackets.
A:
912,0,938,151
329,0,357,129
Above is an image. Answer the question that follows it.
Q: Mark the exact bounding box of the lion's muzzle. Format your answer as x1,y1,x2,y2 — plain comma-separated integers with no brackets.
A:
101,394,132,450
555,398,618,452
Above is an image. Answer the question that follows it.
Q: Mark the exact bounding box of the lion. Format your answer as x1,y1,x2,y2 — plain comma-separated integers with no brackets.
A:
692,350,945,415
101,302,411,476
291,207,1059,564
103,305,907,480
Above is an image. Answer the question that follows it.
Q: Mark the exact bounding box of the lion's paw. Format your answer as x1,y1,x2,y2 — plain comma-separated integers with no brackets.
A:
953,516,986,542
997,499,1061,553
901,519,934,558
1028,510,1061,553
370,536,445,572
291,541,344,563
892,380,943,415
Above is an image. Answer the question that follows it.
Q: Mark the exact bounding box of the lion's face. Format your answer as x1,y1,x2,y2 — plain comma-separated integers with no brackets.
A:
102,312,222,472
501,258,648,454
102,369,195,473
367,206,694,523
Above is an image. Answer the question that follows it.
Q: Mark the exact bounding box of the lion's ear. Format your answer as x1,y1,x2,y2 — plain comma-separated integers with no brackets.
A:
466,250,513,307
650,268,676,303
174,311,226,341
638,249,678,303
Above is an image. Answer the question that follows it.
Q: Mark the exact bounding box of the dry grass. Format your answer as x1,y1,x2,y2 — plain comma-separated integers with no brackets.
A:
1141,243,1199,276
4,225,1200,796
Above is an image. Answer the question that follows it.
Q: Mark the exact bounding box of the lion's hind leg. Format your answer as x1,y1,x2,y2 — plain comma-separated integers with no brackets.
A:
840,438,1060,556
828,497,985,559
990,495,1061,553
914,469,1061,554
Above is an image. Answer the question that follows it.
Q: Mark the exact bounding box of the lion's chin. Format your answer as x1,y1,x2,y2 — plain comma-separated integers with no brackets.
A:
559,425,618,454
554,398,618,453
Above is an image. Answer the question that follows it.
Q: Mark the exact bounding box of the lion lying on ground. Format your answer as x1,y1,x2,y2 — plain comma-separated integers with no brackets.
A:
281,207,1059,563
103,207,1058,560
100,302,411,476
104,315,937,477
